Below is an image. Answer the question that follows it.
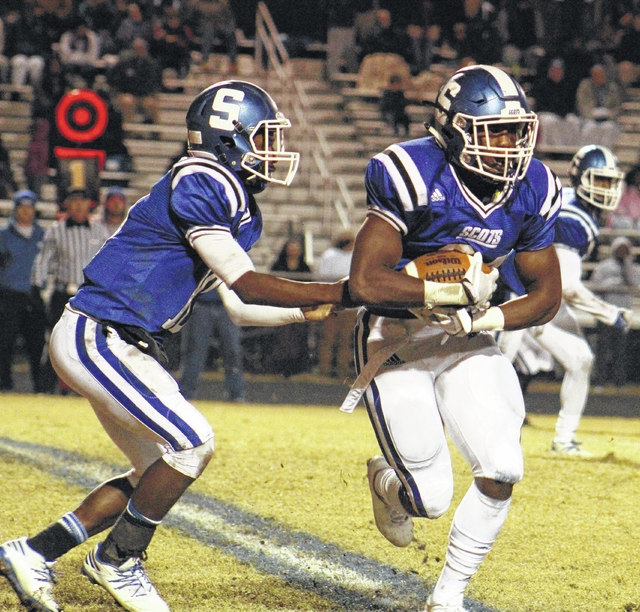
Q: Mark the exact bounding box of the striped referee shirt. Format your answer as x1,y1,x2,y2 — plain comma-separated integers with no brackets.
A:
31,217,111,294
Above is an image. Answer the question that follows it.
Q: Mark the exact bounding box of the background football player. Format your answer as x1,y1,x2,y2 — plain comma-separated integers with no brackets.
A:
343,64,562,612
0,80,348,612
497,144,630,457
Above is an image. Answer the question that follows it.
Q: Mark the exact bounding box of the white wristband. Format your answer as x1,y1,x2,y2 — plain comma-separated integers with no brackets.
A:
471,307,505,332
423,280,469,308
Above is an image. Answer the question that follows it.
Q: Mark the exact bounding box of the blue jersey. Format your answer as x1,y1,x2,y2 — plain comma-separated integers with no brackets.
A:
499,186,598,296
71,157,262,336
554,186,599,259
365,137,562,271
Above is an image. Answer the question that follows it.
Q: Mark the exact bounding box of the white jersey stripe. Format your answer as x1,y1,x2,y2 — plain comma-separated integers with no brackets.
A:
539,166,562,219
367,208,408,235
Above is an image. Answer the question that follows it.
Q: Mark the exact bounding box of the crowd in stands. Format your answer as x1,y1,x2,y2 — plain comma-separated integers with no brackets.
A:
4,0,640,390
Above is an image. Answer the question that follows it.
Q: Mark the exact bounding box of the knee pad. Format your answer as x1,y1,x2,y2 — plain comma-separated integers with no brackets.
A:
162,436,214,478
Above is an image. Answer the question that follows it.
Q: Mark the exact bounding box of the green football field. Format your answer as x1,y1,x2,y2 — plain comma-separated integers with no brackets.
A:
0,394,639,612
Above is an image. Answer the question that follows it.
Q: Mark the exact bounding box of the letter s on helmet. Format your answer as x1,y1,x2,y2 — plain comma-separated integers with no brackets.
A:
186,80,300,193
426,64,538,184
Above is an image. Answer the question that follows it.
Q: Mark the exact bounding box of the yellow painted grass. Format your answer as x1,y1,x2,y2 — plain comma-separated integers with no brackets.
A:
0,394,639,611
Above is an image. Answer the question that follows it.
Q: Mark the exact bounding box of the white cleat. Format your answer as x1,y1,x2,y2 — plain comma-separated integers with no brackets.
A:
424,595,468,611
83,544,170,612
0,537,60,612
550,440,593,458
367,455,413,547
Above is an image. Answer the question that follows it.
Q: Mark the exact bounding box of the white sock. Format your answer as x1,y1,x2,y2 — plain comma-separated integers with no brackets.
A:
430,481,511,606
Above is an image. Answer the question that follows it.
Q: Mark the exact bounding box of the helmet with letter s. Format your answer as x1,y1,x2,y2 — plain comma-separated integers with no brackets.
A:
426,64,538,185
186,80,300,193
569,144,624,211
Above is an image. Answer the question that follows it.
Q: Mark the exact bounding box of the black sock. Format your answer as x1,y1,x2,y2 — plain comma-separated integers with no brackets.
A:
28,523,79,562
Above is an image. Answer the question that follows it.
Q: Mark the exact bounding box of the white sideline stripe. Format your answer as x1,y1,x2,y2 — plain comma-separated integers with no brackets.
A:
172,503,386,591
0,440,385,593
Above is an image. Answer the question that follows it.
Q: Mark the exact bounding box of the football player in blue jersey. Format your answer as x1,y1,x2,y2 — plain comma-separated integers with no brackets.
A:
341,65,563,612
0,81,348,612
497,144,629,458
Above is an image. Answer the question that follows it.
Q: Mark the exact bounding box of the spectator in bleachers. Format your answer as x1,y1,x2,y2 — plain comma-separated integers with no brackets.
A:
268,235,312,377
406,23,441,75
192,0,238,73
0,190,47,393
530,58,581,150
1,8,50,89
379,74,411,136
607,164,640,230
23,118,50,198
358,9,412,66
108,37,162,124
614,11,640,68
151,6,195,79
0,15,9,85
497,0,546,75
114,3,153,54
326,0,360,79
0,134,18,200
58,18,101,88
590,236,640,388
78,0,121,61
575,63,624,150
465,0,502,66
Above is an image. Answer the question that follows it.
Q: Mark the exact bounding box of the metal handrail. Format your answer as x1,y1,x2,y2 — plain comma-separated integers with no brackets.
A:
253,1,357,236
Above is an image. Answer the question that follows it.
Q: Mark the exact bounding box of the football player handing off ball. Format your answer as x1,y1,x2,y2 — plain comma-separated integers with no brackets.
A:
0,81,347,612
343,65,563,611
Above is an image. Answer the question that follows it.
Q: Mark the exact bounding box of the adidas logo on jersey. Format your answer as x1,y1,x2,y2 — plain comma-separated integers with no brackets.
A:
430,189,445,202
383,353,406,367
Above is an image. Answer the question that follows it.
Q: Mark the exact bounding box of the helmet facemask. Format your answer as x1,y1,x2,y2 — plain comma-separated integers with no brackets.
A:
452,112,538,183
241,112,300,187
576,166,624,210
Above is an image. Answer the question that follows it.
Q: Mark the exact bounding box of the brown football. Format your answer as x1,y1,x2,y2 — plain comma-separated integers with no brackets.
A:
402,250,491,283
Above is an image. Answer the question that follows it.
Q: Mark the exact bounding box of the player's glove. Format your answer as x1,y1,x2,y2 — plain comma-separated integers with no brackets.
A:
460,252,499,308
302,303,338,322
427,306,505,343
421,253,499,309
613,308,633,333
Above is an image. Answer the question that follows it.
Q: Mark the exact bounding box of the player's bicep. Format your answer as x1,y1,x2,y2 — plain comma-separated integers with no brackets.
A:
514,246,561,295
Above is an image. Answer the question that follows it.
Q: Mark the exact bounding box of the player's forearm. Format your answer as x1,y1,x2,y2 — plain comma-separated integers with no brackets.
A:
499,289,561,330
349,266,426,308
231,270,344,307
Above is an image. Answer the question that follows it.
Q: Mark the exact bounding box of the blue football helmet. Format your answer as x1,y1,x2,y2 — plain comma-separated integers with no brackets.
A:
569,144,624,211
186,80,300,193
427,65,538,185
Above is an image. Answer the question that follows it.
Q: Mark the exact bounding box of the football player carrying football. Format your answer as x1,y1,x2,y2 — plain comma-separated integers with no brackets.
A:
344,65,562,612
497,144,629,458
0,81,347,612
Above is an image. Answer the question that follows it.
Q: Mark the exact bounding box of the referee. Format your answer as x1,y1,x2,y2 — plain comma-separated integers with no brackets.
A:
31,188,111,393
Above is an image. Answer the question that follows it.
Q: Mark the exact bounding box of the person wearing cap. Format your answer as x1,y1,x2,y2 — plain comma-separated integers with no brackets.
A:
590,236,640,388
529,57,582,151
100,186,129,236
0,190,47,392
31,188,111,393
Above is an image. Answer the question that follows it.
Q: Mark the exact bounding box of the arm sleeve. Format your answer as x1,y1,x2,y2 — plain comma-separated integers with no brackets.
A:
192,232,255,288
557,246,619,325
216,283,305,327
